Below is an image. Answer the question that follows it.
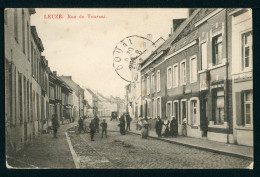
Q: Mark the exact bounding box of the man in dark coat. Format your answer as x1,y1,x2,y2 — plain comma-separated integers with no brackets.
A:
100,119,108,138
154,116,162,137
89,119,96,141
78,117,84,133
120,113,126,135
52,114,59,138
173,117,178,137
94,115,100,133
126,112,132,131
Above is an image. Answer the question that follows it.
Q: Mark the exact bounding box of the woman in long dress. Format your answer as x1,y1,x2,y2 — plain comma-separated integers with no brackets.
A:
162,117,169,137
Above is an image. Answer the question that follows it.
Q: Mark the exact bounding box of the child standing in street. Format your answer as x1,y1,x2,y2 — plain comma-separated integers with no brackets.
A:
100,119,108,138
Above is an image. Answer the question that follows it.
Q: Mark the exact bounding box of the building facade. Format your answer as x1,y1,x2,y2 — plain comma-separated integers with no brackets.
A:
229,9,253,146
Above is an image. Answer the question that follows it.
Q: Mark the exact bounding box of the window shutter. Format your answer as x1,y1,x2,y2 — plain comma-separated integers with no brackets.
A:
235,92,243,126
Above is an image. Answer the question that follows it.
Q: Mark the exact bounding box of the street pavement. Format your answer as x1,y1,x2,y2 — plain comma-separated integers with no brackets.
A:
7,117,253,169
67,117,253,169
6,122,77,169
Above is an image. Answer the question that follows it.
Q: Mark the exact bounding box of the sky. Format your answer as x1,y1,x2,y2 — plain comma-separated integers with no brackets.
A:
31,8,189,99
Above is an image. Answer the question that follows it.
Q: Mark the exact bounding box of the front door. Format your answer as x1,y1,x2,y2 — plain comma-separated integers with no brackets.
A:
200,96,208,137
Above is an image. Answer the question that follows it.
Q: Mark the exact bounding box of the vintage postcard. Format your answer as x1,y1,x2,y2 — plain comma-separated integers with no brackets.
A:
5,8,253,169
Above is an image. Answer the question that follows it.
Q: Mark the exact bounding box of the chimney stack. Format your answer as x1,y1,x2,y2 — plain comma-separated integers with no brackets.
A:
53,71,57,76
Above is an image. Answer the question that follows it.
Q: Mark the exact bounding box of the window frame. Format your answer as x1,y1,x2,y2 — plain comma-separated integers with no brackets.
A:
166,101,172,119
173,100,179,124
146,75,150,95
213,88,225,125
173,63,179,88
157,97,161,118
156,70,160,92
180,60,187,85
167,66,173,89
244,90,253,126
151,73,155,93
241,30,252,70
180,99,187,124
190,55,198,83
212,34,223,66
189,97,199,126
200,41,208,71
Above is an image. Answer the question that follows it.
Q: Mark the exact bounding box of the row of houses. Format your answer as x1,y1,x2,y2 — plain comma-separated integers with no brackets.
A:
4,8,125,154
126,8,253,146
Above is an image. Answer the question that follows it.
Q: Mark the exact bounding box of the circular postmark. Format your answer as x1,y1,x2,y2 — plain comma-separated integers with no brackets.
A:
112,35,155,82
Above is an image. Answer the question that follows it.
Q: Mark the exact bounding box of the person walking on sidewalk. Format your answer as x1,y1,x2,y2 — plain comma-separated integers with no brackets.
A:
155,116,162,137
119,113,126,135
182,118,187,136
141,118,149,139
52,114,59,138
126,112,132,131
100,119,108,138
78,117,84,134
89,119,96,141
162,117,170,137
94,115,100,133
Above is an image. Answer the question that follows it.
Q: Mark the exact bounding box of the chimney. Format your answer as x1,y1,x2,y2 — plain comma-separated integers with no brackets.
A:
53,71,57,76
172,18,187,33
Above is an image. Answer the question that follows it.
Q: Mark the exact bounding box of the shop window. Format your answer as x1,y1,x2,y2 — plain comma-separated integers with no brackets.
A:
212,34,223,66
213,89,224,125
201,42,207,70
180,61,186,85
242,31,252,69
167,66,172,89
173,64,178,87
190,99,198,125
244,90,253,125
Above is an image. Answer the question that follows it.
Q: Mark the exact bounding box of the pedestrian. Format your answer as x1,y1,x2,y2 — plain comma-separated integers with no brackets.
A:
83,116,88,133
100,119,108,138
119,113,126,135
141,118,149,139
78,117,84,134
94,115,100,133
138,116,143,130
51,114,59,138
126,112,132,131
162,117,170,137
169,117,175,137
173,117,178,137
89,119,96,141
154,116,162,137
182,118,187,136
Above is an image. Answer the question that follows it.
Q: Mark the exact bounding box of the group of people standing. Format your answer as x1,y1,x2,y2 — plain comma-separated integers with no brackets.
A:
155,116,178,138
119,112,132,135
78,115,108,141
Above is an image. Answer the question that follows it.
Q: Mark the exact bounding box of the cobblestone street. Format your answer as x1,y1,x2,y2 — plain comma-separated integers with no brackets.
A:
67,117,252,169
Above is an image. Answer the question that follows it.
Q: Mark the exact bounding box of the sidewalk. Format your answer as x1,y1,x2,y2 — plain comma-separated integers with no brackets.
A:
6,122,77,169
129,120,253,160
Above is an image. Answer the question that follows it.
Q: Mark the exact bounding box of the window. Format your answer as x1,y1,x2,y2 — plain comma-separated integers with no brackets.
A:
157,70,160,92
173,64,178,87
180,61,186,85
142,79,146,96
152,99,156,118
181,100,187,123
244,90,253,125
167,66,172,89
173,101,179,124
22,9,25,53
147,76,150,95
18,74,23,124
190,99,198,125
201,42,207,70
27,22,30,60
151,73,155,93
157,97,161,118
242,31,252,69
14,8,18,42
190,56,197,83
49,86,55,99
166,101,172,119
212,34,223,65
214,90,224,125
